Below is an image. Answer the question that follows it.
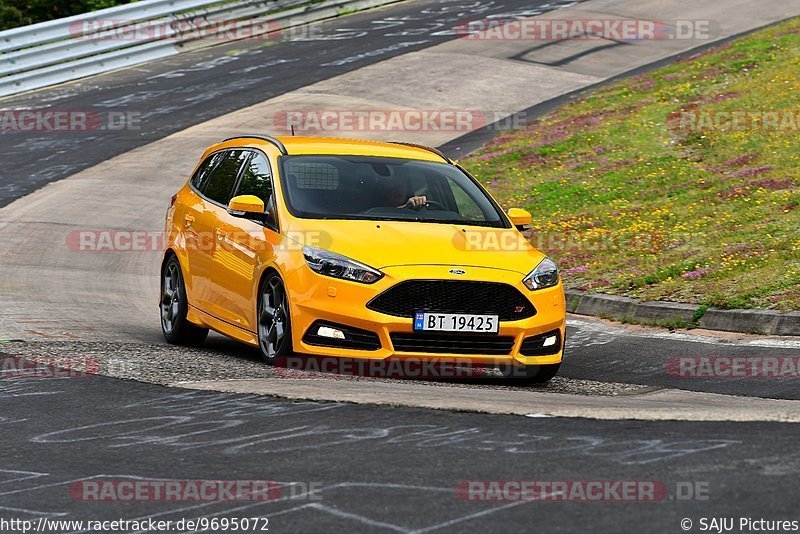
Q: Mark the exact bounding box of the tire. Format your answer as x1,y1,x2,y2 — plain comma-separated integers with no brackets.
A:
501,363,561,384
503,331,566,384
160,255,209,345
257,272,293,364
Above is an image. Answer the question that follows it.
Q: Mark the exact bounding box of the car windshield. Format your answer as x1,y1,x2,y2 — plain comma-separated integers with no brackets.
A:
278,155,507,227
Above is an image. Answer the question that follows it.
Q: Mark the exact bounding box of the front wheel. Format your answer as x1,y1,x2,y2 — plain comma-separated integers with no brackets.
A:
501,363,561,384
160,255,208,345
257,273,293,364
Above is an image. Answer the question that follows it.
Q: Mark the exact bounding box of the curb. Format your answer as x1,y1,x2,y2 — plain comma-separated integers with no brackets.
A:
699,308,800,336
565,290,800,336
174,378,800,423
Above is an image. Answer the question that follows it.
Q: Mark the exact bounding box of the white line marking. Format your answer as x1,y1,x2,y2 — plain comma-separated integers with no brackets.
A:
306,503,409,532
411,501,529,534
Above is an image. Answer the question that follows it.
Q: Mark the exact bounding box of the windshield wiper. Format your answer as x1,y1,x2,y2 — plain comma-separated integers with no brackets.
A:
427,219,503,227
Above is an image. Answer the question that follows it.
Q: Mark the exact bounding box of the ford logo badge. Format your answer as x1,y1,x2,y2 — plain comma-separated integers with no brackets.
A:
449,269,466,275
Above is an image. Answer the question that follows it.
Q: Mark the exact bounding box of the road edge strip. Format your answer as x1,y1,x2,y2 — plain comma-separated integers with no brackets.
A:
170,378,800,423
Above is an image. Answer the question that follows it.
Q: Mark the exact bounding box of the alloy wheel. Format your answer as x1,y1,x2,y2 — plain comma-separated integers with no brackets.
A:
259,276,289,360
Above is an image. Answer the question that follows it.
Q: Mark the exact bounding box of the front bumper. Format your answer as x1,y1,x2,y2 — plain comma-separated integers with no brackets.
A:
287,264,566,366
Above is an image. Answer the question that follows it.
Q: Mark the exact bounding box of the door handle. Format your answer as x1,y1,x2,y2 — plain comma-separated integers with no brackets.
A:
184,215,195,227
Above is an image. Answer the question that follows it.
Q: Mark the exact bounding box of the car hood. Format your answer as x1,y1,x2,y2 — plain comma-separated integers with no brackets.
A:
284,219,546,275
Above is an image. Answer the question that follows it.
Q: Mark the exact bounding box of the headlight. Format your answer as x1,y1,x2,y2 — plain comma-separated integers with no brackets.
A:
523,257,559,290
302,246,383,284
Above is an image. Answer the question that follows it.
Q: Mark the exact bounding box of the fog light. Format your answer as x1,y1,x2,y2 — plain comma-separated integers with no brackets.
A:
542,335,557,347
317,326,345,339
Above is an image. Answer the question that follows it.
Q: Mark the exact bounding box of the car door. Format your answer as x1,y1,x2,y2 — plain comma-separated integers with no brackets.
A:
182,150,226,301
213,150,280,331
187,149,250,319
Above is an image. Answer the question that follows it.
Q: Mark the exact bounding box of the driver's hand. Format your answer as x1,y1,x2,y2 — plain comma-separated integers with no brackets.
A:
406,195,427,208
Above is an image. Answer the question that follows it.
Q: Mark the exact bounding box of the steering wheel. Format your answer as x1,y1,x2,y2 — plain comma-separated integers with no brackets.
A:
405,199,446,210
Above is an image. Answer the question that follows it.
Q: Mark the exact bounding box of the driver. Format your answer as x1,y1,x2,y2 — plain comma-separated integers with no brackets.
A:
382,175,427,208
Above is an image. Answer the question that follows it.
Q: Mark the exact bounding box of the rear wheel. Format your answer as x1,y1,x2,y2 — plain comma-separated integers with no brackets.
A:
257,273,292,364
160,255,208,345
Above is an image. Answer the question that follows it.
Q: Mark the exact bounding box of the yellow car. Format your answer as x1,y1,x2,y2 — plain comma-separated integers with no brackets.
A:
161,135,566,382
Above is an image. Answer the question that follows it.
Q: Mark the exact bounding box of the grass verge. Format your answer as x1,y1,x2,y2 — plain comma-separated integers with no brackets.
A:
463,17,800,310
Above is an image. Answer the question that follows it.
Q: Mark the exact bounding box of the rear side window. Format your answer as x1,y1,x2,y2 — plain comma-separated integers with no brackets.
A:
190,152,225,192
285,160,339,190
234,153,273,205
204,150,249,205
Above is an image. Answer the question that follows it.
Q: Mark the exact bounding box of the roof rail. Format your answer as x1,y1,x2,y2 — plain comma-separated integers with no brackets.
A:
390,141,452,164
223,135,288,155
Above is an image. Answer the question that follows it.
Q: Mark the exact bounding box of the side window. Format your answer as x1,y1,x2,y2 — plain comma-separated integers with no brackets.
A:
204,150,249,205
190,152,224,192
234,153,273,205
447,178,486,221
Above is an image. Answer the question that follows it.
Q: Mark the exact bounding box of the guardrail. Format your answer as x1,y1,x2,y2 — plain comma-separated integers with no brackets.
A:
0,0,401,98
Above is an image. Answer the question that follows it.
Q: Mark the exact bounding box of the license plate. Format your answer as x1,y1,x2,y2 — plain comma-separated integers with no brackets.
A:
413,312,499,333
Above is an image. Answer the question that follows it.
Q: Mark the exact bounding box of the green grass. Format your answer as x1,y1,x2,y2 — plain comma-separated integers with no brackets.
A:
0,0,131,31
461,17,800,310
598,314,698,331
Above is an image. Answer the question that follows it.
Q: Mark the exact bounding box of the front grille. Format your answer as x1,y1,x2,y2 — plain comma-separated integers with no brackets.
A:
367,280,535,321
390,332,515,355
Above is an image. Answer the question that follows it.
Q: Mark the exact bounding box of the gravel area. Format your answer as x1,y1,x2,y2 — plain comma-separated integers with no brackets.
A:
1,338,655,397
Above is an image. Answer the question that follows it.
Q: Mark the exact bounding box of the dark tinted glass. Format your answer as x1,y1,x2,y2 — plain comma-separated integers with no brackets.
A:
279,156,504,227
204,150,249,205
234,153,273,205
190,151,224,192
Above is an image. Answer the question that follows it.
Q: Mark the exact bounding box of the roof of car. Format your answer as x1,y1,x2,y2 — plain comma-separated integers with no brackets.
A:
209,135,452,164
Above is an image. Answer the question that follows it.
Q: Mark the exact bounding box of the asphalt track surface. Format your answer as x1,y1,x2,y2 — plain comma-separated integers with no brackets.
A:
1,0,800,531
1,371,798,534
8,317,800,401
561,319,800,400
0,0,581,207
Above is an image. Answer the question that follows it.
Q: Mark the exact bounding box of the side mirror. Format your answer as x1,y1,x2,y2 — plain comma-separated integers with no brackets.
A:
507,208,532,232
228,195,265,221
